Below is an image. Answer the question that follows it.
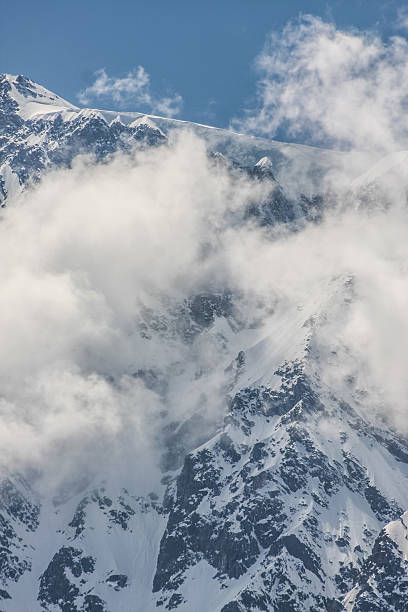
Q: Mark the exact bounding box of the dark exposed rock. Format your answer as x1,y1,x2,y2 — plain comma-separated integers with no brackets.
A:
83,594,108,611
0,588,11,600
346,525,408,611
38,546,97,611
106,573,128,590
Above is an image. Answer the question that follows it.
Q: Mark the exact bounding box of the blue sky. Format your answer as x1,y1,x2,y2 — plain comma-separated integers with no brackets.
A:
1,0,406,130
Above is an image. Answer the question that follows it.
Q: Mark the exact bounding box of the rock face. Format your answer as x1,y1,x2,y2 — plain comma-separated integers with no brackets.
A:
2,288,408,611
0,74,166,203
0,477,39,599
344,512,408,611
151,356,408,611
2,340,408,611
0,75,408,611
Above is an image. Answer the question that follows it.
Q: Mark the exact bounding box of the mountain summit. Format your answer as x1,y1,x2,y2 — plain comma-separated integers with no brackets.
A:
0,74,77,119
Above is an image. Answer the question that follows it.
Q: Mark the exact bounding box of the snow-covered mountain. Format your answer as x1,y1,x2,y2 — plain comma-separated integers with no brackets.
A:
1,74,408,612
0,74,167,202
0,73,363,205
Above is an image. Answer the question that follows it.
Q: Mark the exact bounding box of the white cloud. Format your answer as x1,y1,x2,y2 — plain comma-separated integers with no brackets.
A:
78,67,183,117
396,7,408,32
232,15,408,153
152,93,184,118
6,19,408,492
4,129,408,489
0,133,262,488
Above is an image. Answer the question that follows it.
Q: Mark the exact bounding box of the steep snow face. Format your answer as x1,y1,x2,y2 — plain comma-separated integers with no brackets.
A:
386,511,408,563
2,480,167,612
0,74,77,120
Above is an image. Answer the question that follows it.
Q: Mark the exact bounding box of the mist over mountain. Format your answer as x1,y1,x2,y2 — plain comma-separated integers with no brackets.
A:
2,19,408,610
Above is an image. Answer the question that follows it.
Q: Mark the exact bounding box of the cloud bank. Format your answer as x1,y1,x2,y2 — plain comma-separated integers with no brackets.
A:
4,17,408,493
0,133,262,489
3,129,408,488
233,15,408,154
78,67,183,117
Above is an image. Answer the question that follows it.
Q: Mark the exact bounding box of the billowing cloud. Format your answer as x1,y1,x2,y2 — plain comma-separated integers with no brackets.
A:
78,67,183,117
5,18,408,494
3,127,408,490
232,15,408,153
0,133,263,487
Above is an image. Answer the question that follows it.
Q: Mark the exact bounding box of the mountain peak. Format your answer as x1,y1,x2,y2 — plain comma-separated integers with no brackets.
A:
254,155,274,171
0,73,77,120
253,155,276,180
129,115,164,135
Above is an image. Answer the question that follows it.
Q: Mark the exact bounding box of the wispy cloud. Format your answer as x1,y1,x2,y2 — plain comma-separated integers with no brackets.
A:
78,67,183,117
232,15,408,153
395,7,408,32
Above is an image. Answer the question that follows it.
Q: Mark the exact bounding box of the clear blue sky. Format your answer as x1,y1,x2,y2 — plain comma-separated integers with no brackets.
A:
0,0,404,129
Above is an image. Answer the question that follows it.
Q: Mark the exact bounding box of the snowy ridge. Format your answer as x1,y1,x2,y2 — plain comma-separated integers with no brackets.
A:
0,73,373,207
0,74,77,119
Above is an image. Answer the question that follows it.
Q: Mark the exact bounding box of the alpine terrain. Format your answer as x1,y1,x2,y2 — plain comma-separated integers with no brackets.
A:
1,73,408,612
